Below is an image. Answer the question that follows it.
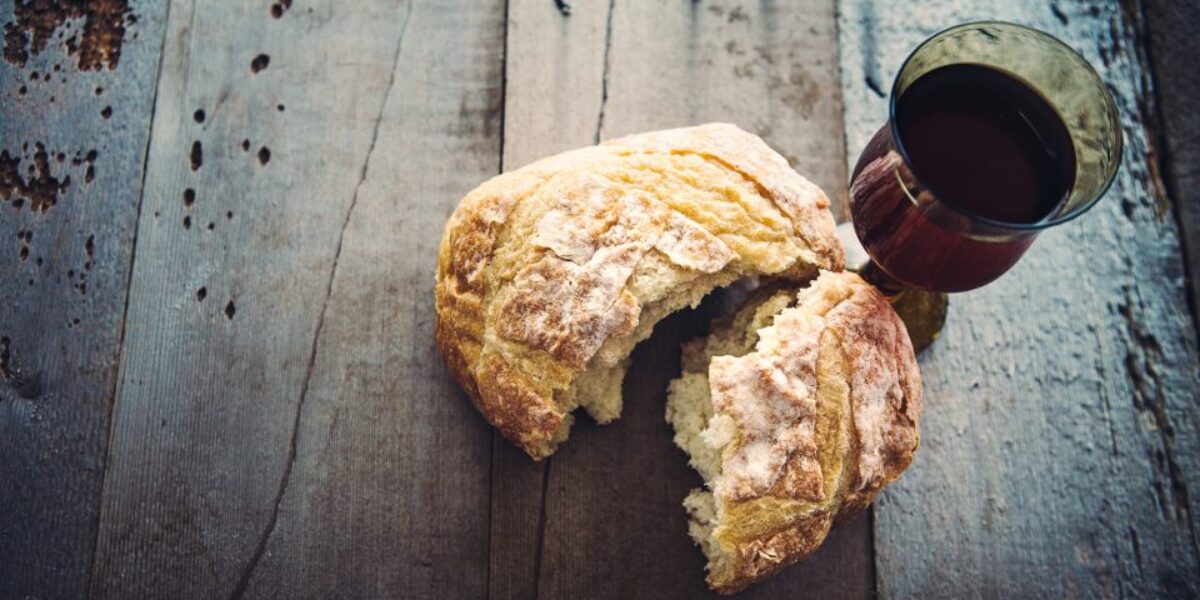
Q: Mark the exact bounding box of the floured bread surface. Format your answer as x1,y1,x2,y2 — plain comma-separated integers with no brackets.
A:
436,123,843,459
666,270,921,594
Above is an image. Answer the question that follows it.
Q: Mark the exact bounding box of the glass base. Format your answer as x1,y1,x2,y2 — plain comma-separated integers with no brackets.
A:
885,286,948,354
836,222,946,353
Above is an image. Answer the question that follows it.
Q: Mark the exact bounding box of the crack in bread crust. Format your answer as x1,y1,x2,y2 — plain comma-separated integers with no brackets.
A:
665,270,922,594
436,124,843,459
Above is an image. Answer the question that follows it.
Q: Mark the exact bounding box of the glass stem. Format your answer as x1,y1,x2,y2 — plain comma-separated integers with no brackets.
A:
859,260,908,296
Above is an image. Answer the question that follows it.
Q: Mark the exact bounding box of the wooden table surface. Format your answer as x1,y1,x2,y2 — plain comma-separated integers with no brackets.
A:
2,1,1197,598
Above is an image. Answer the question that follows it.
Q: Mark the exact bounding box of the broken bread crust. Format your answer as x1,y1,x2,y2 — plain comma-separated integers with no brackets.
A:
436,124,844,459
666,271,921,594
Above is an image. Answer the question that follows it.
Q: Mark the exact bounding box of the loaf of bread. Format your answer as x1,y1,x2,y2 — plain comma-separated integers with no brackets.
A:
435,124,844,459
436,124,921,593
667,270,922,593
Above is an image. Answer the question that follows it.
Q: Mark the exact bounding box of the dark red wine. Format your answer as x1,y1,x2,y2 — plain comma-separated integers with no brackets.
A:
897,64,1076,223
850,64,1077,292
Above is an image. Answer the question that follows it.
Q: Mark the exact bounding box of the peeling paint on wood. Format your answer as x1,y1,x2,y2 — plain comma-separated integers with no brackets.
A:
1138,0,1200,335
2,0,135,71
0,1,168,598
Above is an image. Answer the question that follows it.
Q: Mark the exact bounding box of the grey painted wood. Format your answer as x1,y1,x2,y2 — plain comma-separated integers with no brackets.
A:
838,1,1200,597
491,1,871,598
1139,0,1200,332
228,1,503,597
0,2,168,599
89,1,500,597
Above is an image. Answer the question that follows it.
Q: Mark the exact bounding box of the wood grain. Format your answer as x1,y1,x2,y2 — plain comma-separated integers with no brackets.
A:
837,1,1200,597
89,1,501,597
230,1,503,597
491,1,870,598
1138,0,1200,332
0,2,168,598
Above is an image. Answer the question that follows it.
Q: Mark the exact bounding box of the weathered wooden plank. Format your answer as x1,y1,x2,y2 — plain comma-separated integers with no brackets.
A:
88,1,501,597
837,2,1200,597
0,2,167,598
1139,0,1200,332
491,1,871,598
227,1,504,597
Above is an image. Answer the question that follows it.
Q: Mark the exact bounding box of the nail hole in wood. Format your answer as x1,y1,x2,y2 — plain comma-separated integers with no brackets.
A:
251,54,270,73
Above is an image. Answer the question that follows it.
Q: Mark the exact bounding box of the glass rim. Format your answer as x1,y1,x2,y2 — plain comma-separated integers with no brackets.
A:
886,20,1124,232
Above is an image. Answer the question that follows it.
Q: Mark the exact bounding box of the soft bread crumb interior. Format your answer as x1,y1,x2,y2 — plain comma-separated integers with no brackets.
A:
666,278,856,587
552,261,819,448
555,269,739,426
683,488,733,578
480,144,833,458
665,286,800,572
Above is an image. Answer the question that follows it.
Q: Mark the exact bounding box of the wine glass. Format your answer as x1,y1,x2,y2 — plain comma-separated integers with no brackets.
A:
841,22,1123,349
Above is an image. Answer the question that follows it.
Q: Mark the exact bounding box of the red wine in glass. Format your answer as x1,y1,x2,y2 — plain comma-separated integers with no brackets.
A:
842,22,1124,351
847,22,1123,296
851,64,1076,292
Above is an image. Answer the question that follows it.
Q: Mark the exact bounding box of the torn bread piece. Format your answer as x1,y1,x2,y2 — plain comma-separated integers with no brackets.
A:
435,124,843,459
666,270,922,594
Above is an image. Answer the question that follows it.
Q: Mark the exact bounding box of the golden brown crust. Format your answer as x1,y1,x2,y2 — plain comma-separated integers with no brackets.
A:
826,274,922,521
474,352,566,455
710,511,835,595
435,124,843,459
602,124,844,272
675,271,921,593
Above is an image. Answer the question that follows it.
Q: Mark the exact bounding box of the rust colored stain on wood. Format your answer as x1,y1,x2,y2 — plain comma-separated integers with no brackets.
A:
2,0,134,71
0,144,70,213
